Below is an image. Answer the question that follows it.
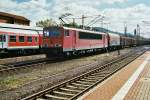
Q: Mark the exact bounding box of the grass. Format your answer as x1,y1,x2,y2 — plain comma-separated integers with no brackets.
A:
0,76,34,90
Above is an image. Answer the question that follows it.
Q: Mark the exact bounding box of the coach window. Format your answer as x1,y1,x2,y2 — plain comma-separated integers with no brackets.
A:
34,37,38,42
3,35,6,42
0,35,2,42
0,35,6,42
64,30,69,36
19,36,24,42
9,35,16,42
27,37,32,42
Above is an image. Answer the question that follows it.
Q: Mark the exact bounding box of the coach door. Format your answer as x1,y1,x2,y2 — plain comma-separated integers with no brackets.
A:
0,34,7,48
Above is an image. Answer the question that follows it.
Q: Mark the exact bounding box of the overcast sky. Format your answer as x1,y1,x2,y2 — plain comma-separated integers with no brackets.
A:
0,0,150,38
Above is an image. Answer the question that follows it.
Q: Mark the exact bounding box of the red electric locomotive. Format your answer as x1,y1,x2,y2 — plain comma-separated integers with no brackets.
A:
42,26,108,56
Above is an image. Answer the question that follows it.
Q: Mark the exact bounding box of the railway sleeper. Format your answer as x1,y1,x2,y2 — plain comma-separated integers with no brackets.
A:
69,83,88,89
107,69,118,72
45,94,69,100
71,82,91,87
84,77,102,81
98,71,111,74
105,67,120,71
80,78,97,83
112,65,123,69
93,74,108,78
91,73,109,77
76,81,94,85
97,73,112,77
57,88,79,94
66,85,85,90
87,75,104,79
0,65,9,68
106,65,118,69
60,87,82,93
36,98,47,100
54,91,75,96
77,80,95,85
52,91,74,98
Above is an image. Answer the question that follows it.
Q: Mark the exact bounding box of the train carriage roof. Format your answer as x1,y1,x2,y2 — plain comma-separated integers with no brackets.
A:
0,23,43,31
0,23,43,35
108,32,120,37
63,26,106,35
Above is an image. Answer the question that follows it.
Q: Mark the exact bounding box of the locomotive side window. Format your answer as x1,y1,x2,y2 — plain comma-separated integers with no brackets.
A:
27,37,32,42
19,36,24,42
79,32,102,40
9,35,16,42
64,30,69,36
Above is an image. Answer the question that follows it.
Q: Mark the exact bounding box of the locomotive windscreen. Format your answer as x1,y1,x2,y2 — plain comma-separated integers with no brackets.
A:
43,27,60,37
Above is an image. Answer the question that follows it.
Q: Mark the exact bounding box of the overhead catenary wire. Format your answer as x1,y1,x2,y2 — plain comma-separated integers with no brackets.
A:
87,16,105,27
86,15,102,26
60,14,104,27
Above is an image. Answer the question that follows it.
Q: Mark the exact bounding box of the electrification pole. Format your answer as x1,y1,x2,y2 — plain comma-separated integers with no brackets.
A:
136,24,141,45
82,15,86,29
124,21,127,36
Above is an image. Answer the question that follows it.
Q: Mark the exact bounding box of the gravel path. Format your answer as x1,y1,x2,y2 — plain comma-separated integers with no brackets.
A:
0,48,136,100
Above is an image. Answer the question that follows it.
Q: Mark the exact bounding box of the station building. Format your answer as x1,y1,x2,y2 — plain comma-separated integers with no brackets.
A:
0,12,30,26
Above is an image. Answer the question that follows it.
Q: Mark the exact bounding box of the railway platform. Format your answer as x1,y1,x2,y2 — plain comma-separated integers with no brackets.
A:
78,50,150,100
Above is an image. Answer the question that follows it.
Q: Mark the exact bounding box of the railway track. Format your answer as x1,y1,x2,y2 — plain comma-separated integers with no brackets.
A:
0,57,64,74
0,48,127,74
0,46,143,74
22,48,148,100
0,59,46,73
0,53,93,74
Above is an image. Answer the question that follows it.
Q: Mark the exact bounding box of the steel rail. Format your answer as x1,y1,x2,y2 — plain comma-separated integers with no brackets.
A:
22,48,147,100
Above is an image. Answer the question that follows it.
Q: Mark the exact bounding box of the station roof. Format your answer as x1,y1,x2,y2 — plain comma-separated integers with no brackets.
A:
0,12,30,21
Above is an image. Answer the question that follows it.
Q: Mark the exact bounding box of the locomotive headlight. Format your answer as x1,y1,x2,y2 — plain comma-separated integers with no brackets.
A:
43,43,48,48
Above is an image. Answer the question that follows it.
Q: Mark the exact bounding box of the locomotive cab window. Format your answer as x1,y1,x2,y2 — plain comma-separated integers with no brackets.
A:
44,28,60,37
27,37,32,42
64,30,69,36
19,36,24,42
43,30,49,37
9,35,16,42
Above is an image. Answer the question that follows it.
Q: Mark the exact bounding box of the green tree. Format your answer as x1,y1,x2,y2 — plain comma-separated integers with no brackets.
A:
36,19,56,27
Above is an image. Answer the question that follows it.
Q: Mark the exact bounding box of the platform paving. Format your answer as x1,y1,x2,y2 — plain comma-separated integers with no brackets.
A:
124,58,150,100
77,51,150,100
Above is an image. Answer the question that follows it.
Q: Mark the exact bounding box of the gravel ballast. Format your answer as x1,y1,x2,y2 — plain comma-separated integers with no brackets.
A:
0,48,137,100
